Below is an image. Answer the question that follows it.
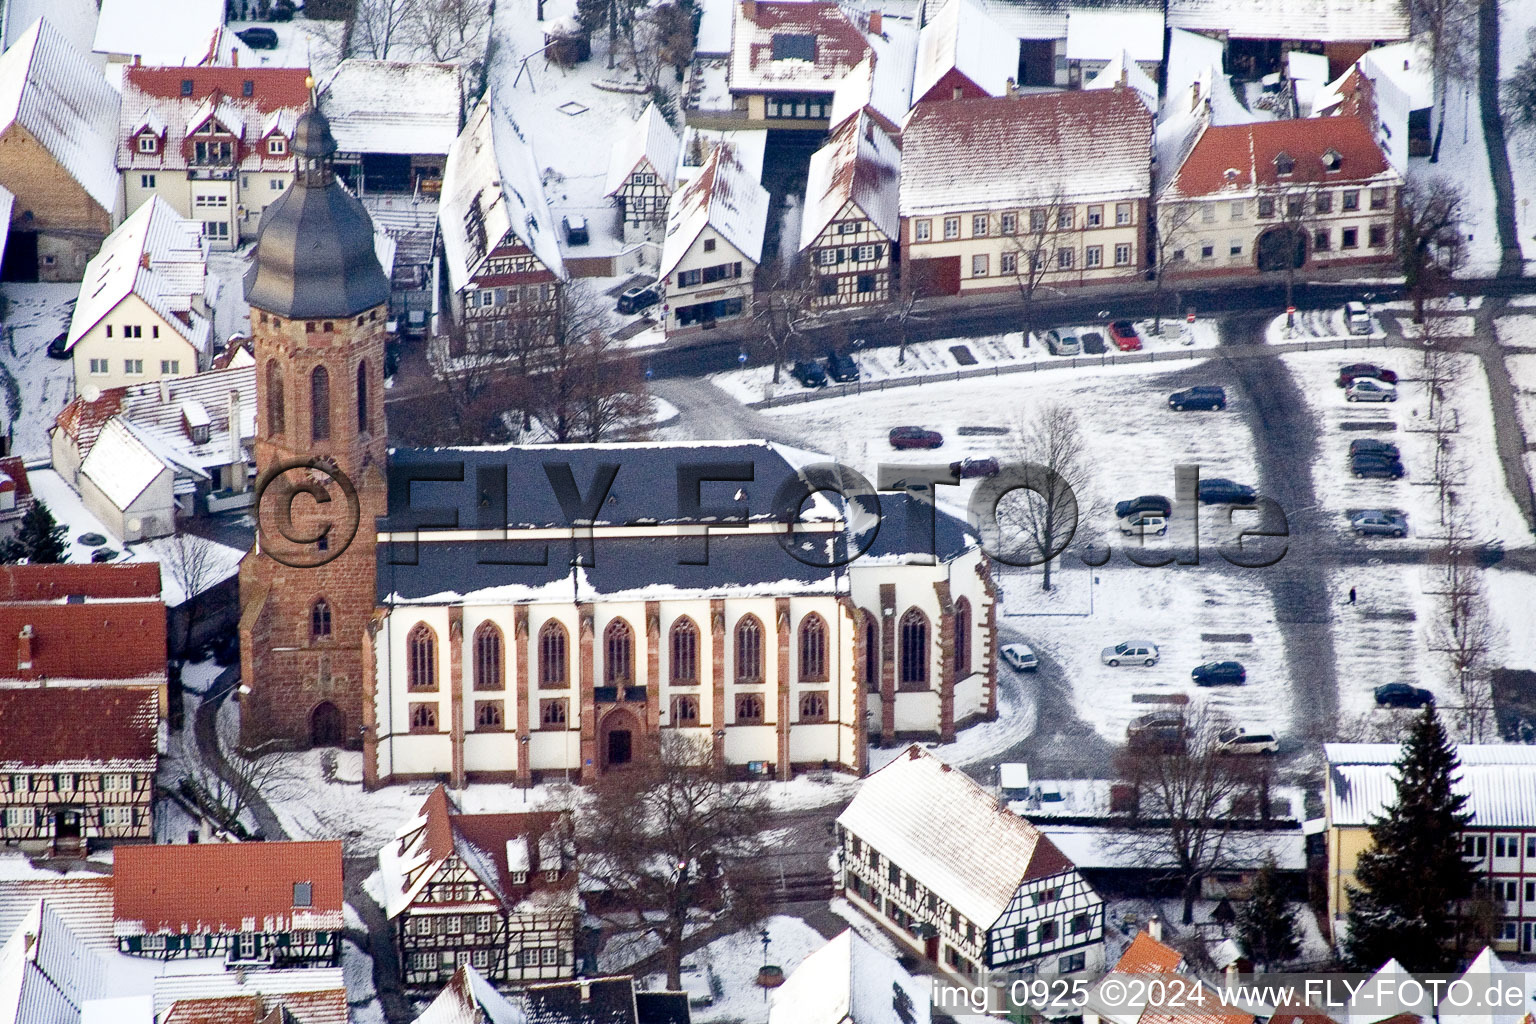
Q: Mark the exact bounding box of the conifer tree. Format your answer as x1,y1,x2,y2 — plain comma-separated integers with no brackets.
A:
1344,707,1477,971
1237,856,1300,969
0,501,67,564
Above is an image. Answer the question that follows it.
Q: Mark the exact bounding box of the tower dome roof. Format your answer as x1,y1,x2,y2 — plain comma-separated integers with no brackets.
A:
244,108,390,319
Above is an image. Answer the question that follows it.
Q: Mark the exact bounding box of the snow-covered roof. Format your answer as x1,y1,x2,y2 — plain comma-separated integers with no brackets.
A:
0,902,105,1024
79,418,168,510
117,67,311,176
865,19,918,127
1326,743,1536,829
660,141,771,278
109,363,255,476
730,0,873,94
66,196,210,353
1165,113,1395,200
439,99,566,294
1,0,99,56
1085,50,1158,111
92,0,223,65
317,60,462,157
1041,825,1308,871
677,127,768,185
901,89,1152,215
506,837,531,874
604,101,682,197
1439,949,1532,1024
1165,0,1408,42
800,112,901,249
837,746,1082,927
1065,8,1165,62
1360,39,1433,109
769,929,931,1024
0,17,122,215
697,0,736,54
913,0,1017,103
185,93,245,140
149,969,347,1021
415,966,527,1024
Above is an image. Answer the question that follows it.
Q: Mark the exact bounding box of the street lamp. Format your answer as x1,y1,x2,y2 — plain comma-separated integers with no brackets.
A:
519,734,530,803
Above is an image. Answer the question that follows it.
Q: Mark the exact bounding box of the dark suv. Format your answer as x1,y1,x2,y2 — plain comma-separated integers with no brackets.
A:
1169,386,1227,411
1374,682,1434,708
791,360,827,388
1198,479,1256,504
1115,495,1172,519
1192,661,1247,686
824,351,859,383
1349,438,1400,459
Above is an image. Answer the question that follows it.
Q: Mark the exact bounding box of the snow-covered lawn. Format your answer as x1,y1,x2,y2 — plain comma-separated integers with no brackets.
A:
1325,564,1439,723
1506,353,1536,442
643,915,830,1024
0,283,79,459
1281,350,1530,547
1493,314,1536,349
1415,74,1502,277
1500,0,1536,269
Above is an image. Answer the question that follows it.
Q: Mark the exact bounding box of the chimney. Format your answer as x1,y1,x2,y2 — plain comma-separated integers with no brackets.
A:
580,980,592,1002
1005,77,1017,98
231,47,238,67
868,9,881,34
227,389,245,491
1147,914,1163,943
158,379,170,404
1225,962,1239,986
742,0,757,20
1190,79,1200,112
18,625,33,672
139,252,151,271
133,53,141,67
1120,63,1128,88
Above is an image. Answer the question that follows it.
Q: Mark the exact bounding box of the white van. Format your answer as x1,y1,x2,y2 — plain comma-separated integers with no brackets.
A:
1345,301,1372,336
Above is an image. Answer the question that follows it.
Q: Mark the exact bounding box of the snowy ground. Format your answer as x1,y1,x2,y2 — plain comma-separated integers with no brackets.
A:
207,248,255,348
1500,0,1536,270
1263,305,1389,344
1414,74,1503,277
0,283,79,459
712,319,1221,406
640,915,831,1024
1283,349,1530,547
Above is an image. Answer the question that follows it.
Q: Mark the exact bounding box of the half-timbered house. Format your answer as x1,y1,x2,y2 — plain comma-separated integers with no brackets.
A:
604,102,681,240
0,686,158,854
658,144,768,335
379,786,577,989
800,111,899,309
438,98,567,358
837,746,1105,979
113,841,344,968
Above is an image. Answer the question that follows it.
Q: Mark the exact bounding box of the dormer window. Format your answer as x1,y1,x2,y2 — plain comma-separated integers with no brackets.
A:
771,33,816,61
1274,152,1295,176
511,870,528,884
546,868,560,882
138,134,158,154
243,79,255,97
180,79,194,96
268,137,287,156
1321,148,1342,172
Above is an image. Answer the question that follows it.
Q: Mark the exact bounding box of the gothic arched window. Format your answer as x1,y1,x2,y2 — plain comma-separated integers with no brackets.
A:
310,366,331,441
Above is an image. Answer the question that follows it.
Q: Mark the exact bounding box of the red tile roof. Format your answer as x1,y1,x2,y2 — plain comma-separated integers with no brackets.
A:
1172,113,1390,197
0,600,167,682
162,991,349,1024
54,388,125,450
451,810,573,902
114,841,345,936
122,67,313,111
0,686,158,769
0,457,32,506
733,0,872,92
1113,931,1184,974
0,563,162,602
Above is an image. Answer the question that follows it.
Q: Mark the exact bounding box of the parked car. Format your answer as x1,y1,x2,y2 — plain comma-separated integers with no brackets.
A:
236,26,279,48
1000,643,1038,672
1346,378,1398,402
1344,302,1373,336
1192,660,1247,686
1115,495,1172,519
1168,386,1227,411
1118,513,1167,536
616,284,660,314
1337,363,1398,387
1128,711,1188,753
791,360,827,388
825,350,860,383
562,215,589,245
950,457,1001,479
1080,332,1107,355
1374,682,1435,708
1216,727,1279,755
1108,320,1142,351
1349,438,1400,459
1351,509,1408,537
1198,479,1256,504
1044,329,1081,356
1352,456,1405,479
1101,641,1159,667
889,426,943,450
46,331,70,359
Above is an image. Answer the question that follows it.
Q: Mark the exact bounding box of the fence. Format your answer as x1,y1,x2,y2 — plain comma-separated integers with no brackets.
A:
746,332,1398,410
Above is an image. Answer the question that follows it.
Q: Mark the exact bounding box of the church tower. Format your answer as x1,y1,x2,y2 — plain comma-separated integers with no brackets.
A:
238,107,390,751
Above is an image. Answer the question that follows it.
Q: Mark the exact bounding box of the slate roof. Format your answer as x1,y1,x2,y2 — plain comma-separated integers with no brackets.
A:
0,562,161,602
900,90,1152,215
730,1,872,94
605,102,682,197
118,67,311,176
1167,113,1393,198
113,842,345,937
837,746,1081,927
912,0,1018,103
66,197,210,354
659,142,770,277
0,17,122,215
92,0,224,64
768,929,929,1024
524,977,642,1024
1165,0,1408,42
1325,743,1536,829
0,687,159,770
440,98,566,293
799,111,901,249
317,60,462,158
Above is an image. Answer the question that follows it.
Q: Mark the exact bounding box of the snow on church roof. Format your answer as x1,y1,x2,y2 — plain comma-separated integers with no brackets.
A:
660,141,769,278
837,746,1078,927
912,0,1017,103
768,930,931,1024
604,101,682,197
0,17,121,215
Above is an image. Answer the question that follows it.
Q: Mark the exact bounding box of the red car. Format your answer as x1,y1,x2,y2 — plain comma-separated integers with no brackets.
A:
1337,363,1399,387
1108,320,1142,351
889,426,944,450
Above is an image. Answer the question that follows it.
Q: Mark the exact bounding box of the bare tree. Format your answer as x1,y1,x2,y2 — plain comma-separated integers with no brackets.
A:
750,258,820,384
883,265,922,365
540,328,653,442
994,404,1091,591
649,2,696,83
1506,50,1536,137
183,732,303,839
1397,177,1468,322
1005,195,1071,347
413,0,492,63
350,0,419,58
160,531,225,658
1427,555,1502,742
1256,172,1326,326
577,734,770,989
1149,200,1201,333
1113,706,1266,925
